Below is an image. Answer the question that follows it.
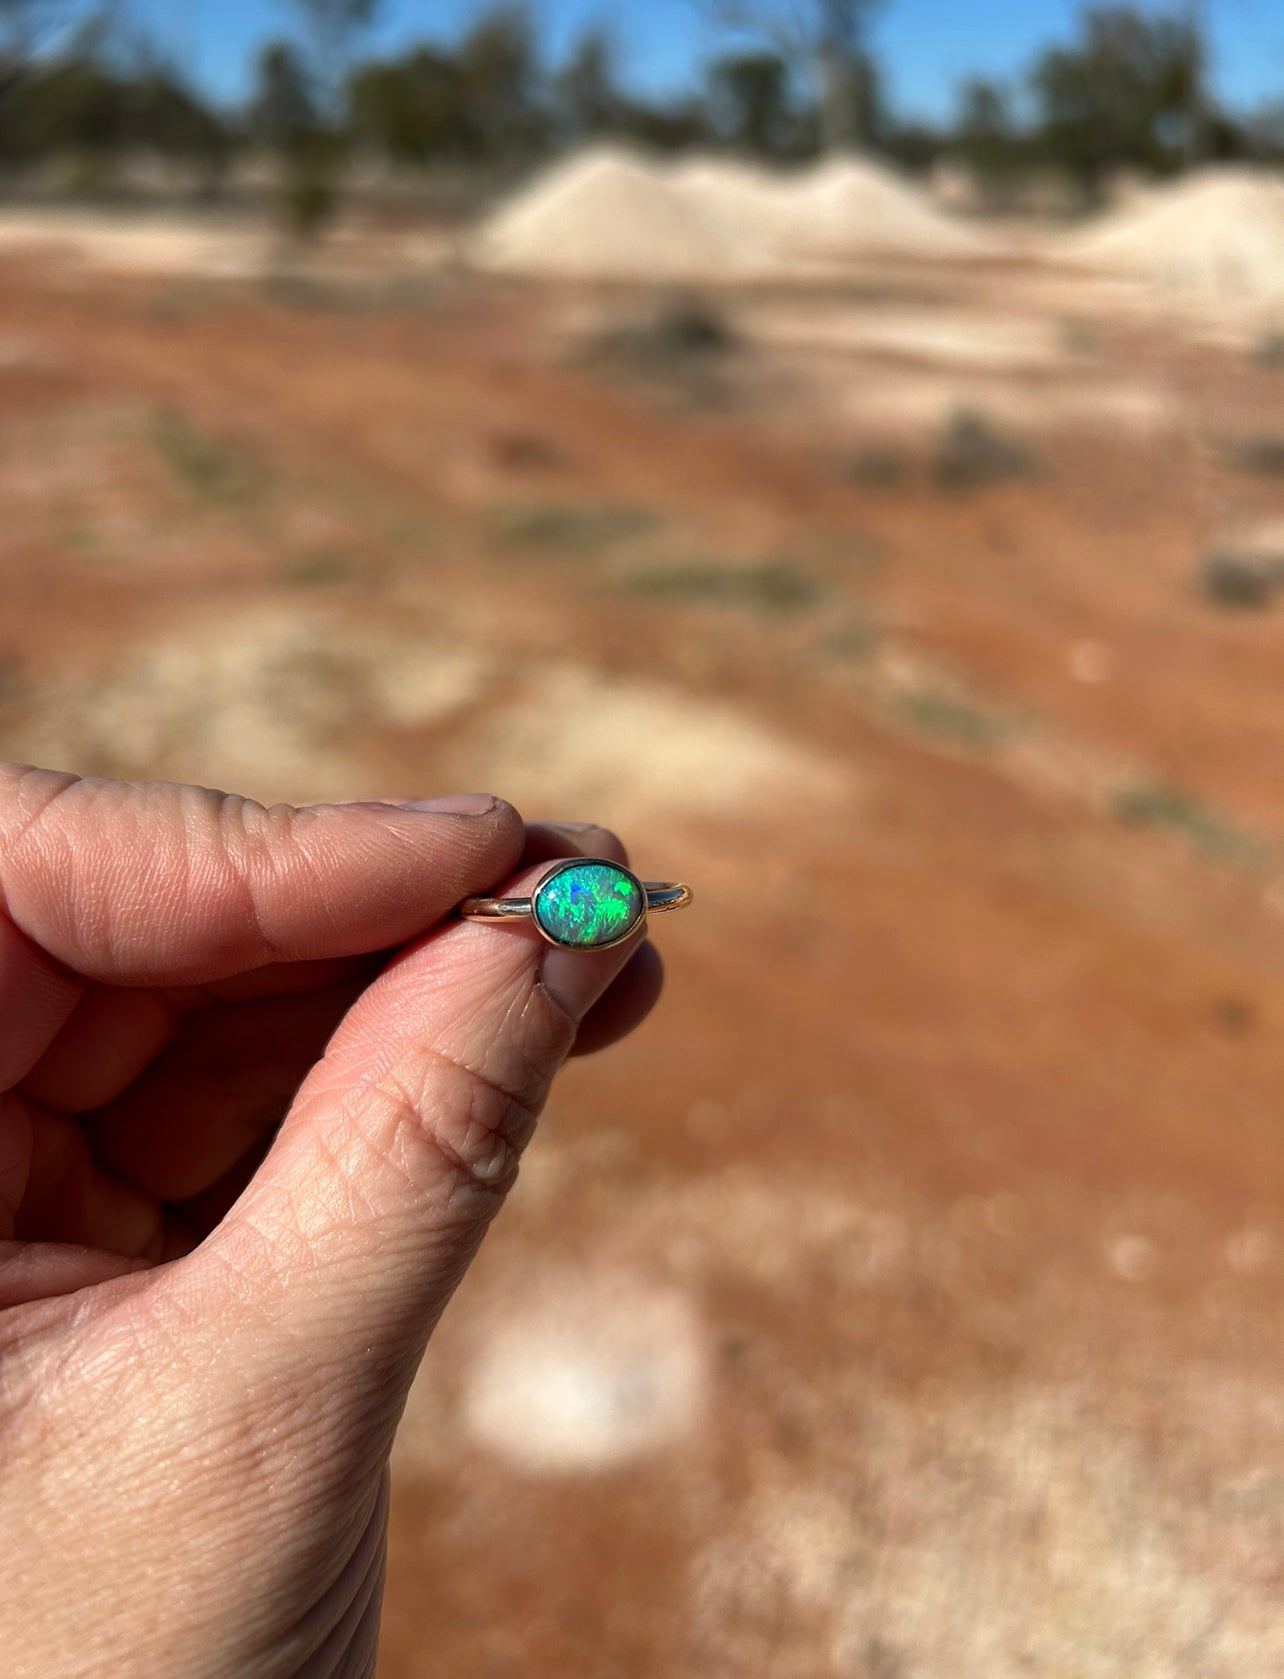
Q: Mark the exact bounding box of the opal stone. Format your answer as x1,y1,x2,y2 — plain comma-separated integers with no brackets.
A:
534,862,645,950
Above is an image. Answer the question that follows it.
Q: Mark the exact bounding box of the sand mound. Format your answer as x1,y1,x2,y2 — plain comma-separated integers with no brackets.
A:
475,146,992,281
785,155,993,258
1067,167,1284,302
666,154,797,239
669,151,992,261
472,145,745,282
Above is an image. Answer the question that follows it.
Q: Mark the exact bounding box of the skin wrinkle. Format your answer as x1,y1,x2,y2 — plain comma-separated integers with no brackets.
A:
292,1118,389,1243
193,791,287,974
0,766,79,896
379,1059,529,1197
330,1552,385,1679
15,1368,386,1679
290,1511,388,1679
219,797,311,969
240,1474,390,1679
351,955,575,1185
482,950,579,1067
367,932,577,1095
249,1171,350,1296
54,1316,350,1533
168,1229,310,1341
0,774,527,984
0,1255,145,1372
265,928,594,1241
210,1122,474,1358
296,813,421,934
84,783,183,975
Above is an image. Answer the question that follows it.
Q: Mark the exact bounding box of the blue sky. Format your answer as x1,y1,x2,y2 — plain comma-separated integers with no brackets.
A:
131,0,1284,120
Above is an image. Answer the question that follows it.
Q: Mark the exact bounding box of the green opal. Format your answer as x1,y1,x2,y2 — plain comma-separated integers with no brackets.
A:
534,861,645,950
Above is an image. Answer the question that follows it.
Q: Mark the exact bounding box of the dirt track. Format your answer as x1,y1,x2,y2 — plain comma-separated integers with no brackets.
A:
1,236,1282,1675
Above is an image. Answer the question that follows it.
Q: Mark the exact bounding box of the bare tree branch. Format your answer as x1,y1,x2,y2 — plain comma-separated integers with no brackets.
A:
697,0,886,150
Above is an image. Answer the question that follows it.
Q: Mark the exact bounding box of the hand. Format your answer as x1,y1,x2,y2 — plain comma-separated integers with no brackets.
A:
0,766,662,1679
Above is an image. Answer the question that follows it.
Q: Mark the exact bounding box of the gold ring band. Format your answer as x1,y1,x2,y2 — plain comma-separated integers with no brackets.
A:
460,859,692,952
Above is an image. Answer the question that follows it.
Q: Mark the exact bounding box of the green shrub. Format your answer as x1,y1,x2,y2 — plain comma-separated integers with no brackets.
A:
281,158,340,239
594,296,739,372
1230,437,1284,477
847,447,909,490
153,409,258,501
279,548,353,586
493,502,659,551
1111,783,1262,865
627,557,823,615
1251,333,1284,369
891,688,1012,750
1199,551,1277,611
935,408,1033,491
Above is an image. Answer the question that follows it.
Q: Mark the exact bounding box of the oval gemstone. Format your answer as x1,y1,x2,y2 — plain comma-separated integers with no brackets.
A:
534,862,646,950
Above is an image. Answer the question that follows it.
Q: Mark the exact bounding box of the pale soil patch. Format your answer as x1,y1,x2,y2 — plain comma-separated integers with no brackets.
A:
0,208,271,278
839,371,1176,436
10,603,489,800
459,1271,707,1472
451,663,846,822
740,304,1066,371
692,1381,1284,1679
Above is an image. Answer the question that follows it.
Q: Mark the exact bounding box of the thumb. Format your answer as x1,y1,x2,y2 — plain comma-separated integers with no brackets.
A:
189,860,643,1410
0,764,526,985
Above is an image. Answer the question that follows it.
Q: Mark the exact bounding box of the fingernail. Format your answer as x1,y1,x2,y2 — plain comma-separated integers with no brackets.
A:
540,937,642,1021
400,794,498,816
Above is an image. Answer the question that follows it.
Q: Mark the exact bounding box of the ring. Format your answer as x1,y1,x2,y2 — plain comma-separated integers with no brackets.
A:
460,859,693,952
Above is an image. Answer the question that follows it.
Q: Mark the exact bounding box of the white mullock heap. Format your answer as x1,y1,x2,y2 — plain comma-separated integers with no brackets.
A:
1062,165,1284,304
470,143,995,283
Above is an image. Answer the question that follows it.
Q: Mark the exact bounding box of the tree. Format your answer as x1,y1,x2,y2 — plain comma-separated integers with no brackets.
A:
348,47,471,166
1181,0,1207,163
614,92,711,153
455,2,548,161
250,39,316,154
1243,100,1284,165
347,7,553,169
702,0,886,152
250,38,338,235
556,24,620,143
1029,5,1203,183
953,76,1017,179
284,0,378,115
706,50,794,155
128,67,228,174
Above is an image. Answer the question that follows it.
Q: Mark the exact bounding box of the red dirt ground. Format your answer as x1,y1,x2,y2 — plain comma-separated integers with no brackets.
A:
1,244,1282,1676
